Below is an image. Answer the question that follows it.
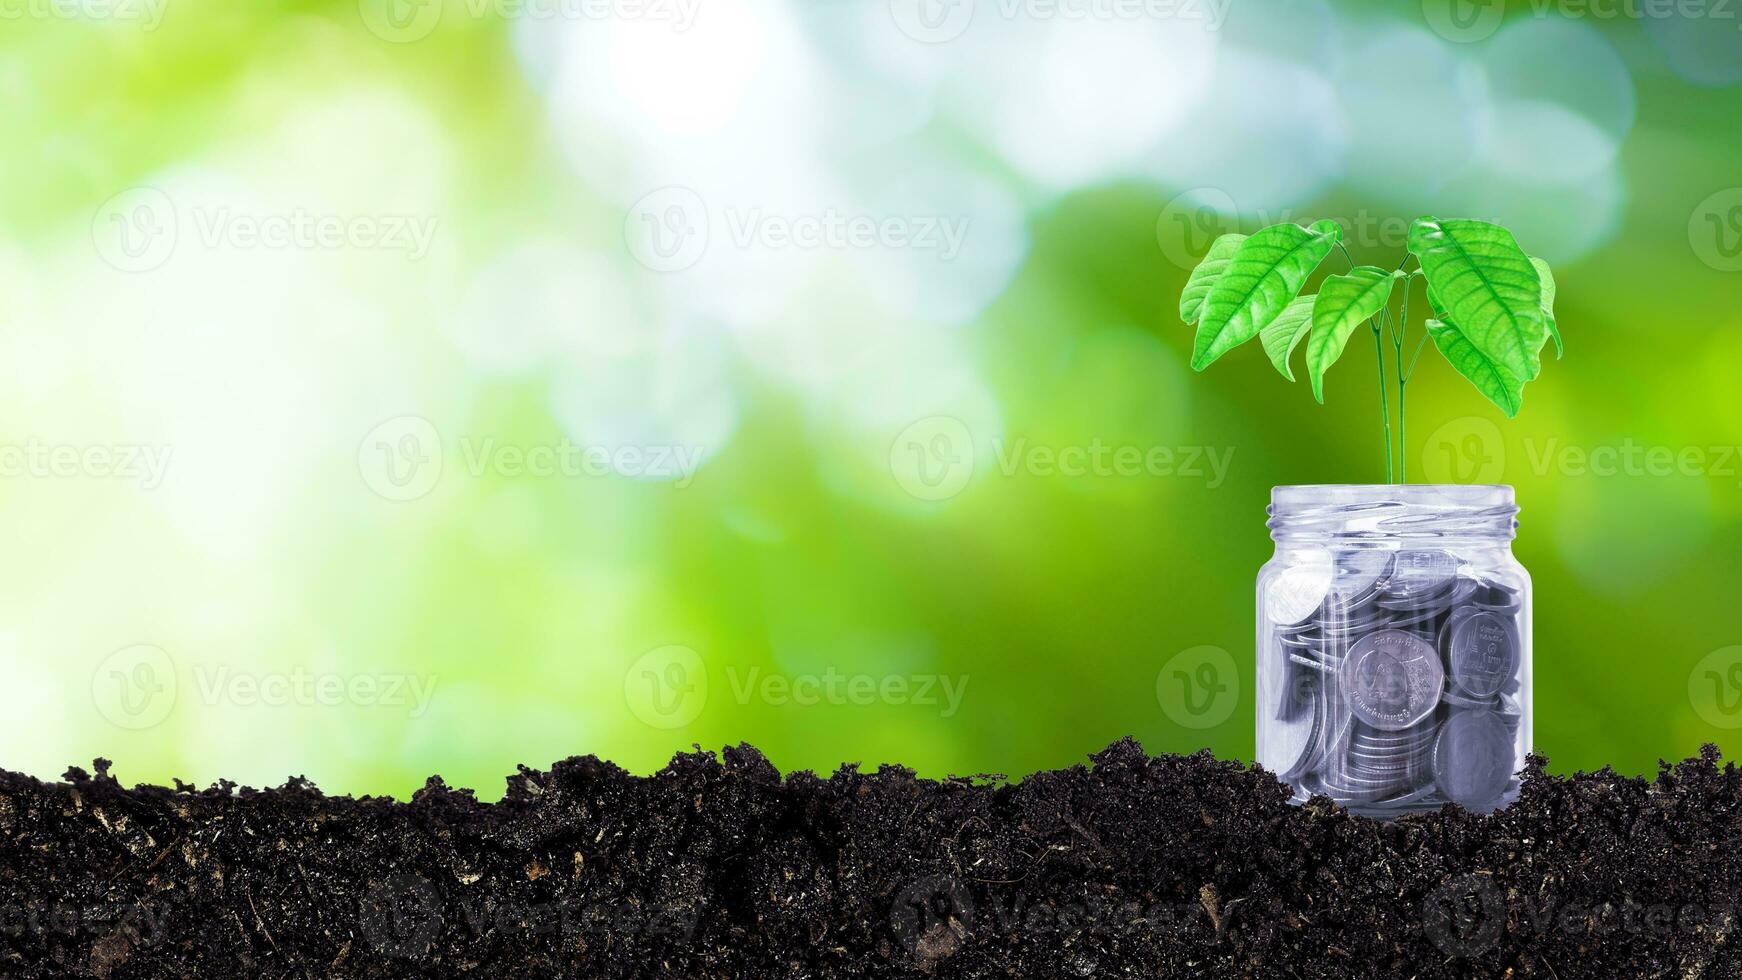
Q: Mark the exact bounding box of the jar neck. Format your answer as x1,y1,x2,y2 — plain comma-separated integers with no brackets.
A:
1268,484,1518,546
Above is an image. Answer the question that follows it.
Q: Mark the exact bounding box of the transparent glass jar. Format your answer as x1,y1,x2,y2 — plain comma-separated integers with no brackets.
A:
1255,485,1531,816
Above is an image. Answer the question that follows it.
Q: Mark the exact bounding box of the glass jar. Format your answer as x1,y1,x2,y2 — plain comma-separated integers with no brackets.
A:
1255,485,1531,816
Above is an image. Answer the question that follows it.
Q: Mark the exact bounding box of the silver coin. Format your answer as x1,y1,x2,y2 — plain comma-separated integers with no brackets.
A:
1266,563,1333,627
1441,688,1497,711
1272,694,1321,781
1327,550,1394,607
1385,549,1460,600
1339,630,1445,732
1443,608,1520,699
1432,710,1515,807
1366,782,1439,809
1277,659,1321,720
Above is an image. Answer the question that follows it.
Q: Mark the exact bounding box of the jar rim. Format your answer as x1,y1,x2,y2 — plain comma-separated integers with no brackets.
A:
1268,484,1518,541
1271,484,1514,510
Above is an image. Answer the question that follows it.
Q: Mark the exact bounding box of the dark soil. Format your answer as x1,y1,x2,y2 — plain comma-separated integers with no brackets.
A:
2,741,1738,979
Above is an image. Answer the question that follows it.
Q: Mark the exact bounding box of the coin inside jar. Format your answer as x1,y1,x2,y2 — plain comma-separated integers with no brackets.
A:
1442,607,1520,699
1337,629,1445,732
1265,562,1333,627
1432,710,1515,806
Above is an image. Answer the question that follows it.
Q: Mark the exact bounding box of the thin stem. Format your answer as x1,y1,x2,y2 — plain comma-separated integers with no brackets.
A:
1396,271,1411,483
1373,323,1393,484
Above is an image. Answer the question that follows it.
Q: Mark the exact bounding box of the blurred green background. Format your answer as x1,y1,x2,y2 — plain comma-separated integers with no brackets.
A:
3,0,1741,797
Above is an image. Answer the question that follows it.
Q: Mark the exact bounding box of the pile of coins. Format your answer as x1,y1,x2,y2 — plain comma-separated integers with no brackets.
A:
1262,548,1523,813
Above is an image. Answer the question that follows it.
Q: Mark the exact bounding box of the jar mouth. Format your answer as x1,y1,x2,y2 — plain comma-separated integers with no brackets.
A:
1269,484,1518,542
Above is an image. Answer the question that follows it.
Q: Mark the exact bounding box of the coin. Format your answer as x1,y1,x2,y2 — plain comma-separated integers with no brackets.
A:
1443,608,1520,699
1441,688,1496,711
1274,697,1321,781
1366,782,1439,809
1432,710,1514,807
1327,550,1394,607
1266,563,1332,627
1338,630,1445,732
1385,549,1460,600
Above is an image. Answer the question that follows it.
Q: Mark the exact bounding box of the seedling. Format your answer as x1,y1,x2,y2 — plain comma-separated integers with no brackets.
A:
1180,217,1562,483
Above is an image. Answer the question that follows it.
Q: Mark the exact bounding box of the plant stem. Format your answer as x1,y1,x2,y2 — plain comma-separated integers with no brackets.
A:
1372,323,1393,484
1396,273,1411,483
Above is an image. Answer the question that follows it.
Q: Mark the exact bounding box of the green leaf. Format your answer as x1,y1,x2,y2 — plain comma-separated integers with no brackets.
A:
1179,233,1247,325
1427,317,1526,417
1258,294,1317,381
1408,217,1547,381
1306,266,1399,403
1191,219,1342,371
1530,256,1563,358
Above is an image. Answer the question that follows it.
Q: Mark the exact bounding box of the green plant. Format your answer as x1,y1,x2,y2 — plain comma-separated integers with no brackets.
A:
1180,216,1562,483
